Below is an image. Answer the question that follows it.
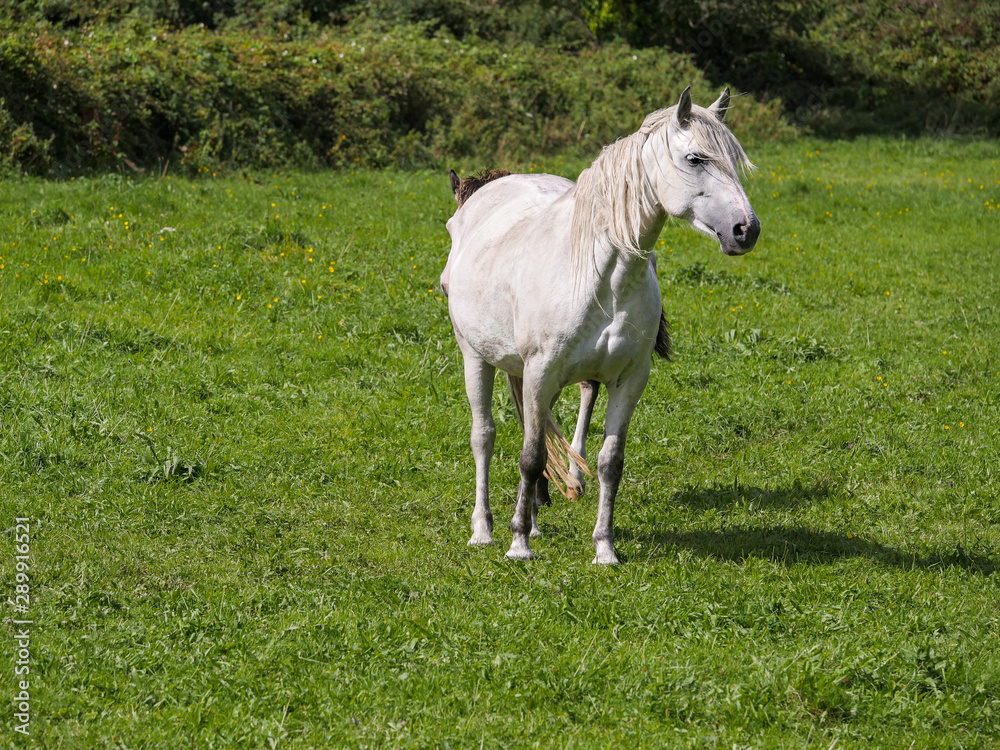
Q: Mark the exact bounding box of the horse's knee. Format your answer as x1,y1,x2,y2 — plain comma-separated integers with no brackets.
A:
471,421,496,452
598,437,624,485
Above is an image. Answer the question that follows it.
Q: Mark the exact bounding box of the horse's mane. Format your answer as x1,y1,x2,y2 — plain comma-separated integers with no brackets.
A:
569,104,751,276
450,168,513,207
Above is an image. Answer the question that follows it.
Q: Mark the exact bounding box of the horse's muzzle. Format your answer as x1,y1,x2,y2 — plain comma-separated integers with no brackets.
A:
721,215,760,255
733,215,761,252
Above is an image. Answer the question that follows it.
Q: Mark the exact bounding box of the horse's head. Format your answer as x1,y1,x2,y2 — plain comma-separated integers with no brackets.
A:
643,87,760,256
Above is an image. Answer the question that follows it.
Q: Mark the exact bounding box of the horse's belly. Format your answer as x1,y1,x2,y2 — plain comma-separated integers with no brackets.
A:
448,286,523,371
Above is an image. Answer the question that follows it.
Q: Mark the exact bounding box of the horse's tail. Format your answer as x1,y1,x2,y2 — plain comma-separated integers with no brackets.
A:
654,308,673,360
506,374,593,499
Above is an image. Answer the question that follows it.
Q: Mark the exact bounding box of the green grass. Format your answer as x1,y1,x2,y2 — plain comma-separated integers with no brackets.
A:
1,137,999,748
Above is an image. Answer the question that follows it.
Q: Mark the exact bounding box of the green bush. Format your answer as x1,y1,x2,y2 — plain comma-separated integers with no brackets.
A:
573,0,1000,137
801,1,1000,135
0,19,793,175
3,0,997,175
0,99,52,175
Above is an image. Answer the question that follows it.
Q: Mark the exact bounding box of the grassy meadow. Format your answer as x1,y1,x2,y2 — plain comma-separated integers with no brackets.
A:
1,136,999,748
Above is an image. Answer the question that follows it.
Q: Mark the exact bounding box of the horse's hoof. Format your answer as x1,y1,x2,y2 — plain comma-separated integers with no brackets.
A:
468,533,494,547
568,471,587,499
592,552,621,565
505,542,535,561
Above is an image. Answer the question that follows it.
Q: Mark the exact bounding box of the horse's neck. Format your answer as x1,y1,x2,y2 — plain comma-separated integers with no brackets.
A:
633,204,667,255
572,137,666,290
589,224,662,305
592,197,665,281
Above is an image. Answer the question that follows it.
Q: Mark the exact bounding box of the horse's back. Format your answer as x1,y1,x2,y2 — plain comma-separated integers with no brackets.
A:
445,172,578,314
445,173,575,250
446,173,578,371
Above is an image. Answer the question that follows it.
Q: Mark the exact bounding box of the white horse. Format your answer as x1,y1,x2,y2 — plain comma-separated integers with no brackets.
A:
444,168,671,506
444,87,760,564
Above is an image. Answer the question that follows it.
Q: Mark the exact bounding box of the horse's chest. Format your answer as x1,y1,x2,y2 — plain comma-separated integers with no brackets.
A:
599,314,653,361
571,303,654,379
557,273,657,376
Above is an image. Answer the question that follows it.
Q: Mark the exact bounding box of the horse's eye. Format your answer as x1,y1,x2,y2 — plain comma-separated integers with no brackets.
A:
686,154,707,167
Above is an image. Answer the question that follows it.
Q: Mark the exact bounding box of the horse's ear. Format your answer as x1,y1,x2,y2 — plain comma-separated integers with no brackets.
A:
708,87,731,123
449,169,461,199
675,86,693,128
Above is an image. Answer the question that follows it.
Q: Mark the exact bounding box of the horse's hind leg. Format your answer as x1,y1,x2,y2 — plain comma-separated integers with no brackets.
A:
568,380,599,499
530,387,562,537
531,478,550,538
463,355,496,546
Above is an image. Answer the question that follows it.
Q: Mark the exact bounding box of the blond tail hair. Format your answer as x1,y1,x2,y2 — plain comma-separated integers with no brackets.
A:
506,374,593,499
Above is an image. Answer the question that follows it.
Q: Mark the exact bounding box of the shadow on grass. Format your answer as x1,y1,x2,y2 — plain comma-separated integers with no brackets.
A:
620,484,995,576
669,480,830,512
627,526,992,576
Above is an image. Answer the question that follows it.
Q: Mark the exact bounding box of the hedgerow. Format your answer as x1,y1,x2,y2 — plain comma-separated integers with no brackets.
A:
2,0,999,175
800,1,1000,135
0,19,793,175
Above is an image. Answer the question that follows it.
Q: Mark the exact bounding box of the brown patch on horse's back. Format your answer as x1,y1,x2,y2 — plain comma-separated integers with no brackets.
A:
451,168,513,207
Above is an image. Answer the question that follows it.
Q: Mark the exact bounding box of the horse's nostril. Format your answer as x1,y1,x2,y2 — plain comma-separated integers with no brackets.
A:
735,218,760,249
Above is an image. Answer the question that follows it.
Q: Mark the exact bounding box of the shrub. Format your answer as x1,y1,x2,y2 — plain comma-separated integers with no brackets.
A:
802,1,1000,135
0,99,52,175
0,19,793,175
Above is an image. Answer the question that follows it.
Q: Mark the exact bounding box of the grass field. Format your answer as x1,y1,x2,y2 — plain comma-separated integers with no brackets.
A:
1,136,999,748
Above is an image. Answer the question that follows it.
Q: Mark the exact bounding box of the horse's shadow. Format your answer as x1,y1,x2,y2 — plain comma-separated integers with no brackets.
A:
668,479,829,512
616,483,995,576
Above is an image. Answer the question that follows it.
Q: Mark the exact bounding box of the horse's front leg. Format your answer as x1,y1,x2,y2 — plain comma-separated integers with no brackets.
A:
463,355,496,546
508,374,554,561
568,380,600,499
593,364,650,565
